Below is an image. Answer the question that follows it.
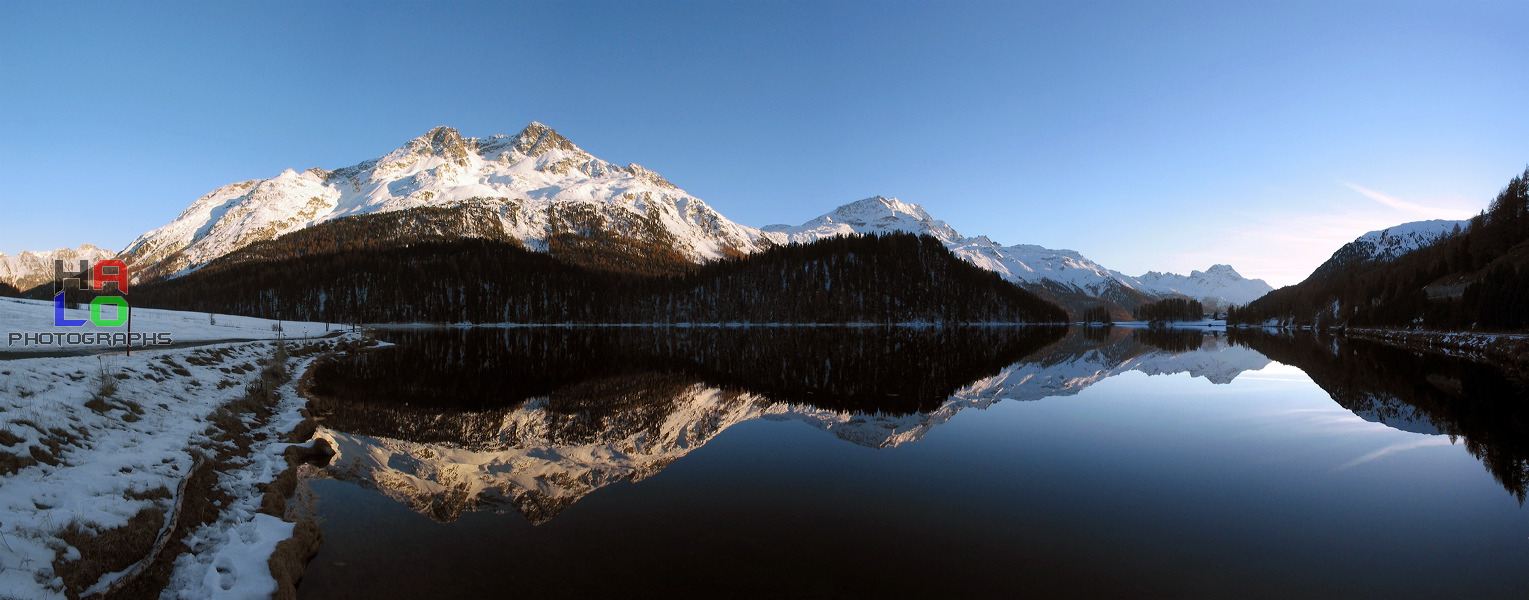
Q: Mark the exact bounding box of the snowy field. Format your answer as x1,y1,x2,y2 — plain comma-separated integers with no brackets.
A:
1,297,338,355
0,302,356,599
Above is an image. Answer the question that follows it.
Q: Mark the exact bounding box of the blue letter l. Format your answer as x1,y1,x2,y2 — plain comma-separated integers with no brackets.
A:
54,292,86,326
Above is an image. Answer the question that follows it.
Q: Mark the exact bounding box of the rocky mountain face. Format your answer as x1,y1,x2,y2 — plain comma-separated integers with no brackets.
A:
764,196,1272,314
0,244,117,292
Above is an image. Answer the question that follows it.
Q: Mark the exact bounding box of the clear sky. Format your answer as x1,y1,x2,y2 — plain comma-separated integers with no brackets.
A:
2,0,1525,287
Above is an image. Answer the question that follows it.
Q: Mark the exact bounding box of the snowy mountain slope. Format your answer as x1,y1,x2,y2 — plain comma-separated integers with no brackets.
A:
0,244,117,292
763,197,1122,290
764,196,1271,311
1311,219,1466,278
315,328,1274,524
119,123,774,281
1345,392,1449,436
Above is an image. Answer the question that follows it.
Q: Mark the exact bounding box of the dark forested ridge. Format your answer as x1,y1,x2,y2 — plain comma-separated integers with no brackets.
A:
0,281,19,298
1231,167,1529,330
184,200,697,278
132,230,1067,324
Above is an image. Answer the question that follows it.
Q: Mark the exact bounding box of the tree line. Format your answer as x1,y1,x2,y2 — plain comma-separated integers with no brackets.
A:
1080,306,1112,324
1138,297,1204,322
132,230,1068,325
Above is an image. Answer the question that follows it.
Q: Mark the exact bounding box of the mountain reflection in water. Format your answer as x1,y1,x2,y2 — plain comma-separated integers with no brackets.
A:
303,326,1324,523
297,325,1529,599
1229,329,1529,502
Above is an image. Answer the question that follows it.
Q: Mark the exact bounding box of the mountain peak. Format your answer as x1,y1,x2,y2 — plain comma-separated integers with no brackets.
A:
394,126,471,163
762,196,963,255
512,121,577,157
836,196,931,221
1132,264,1272,309
424,125,463,146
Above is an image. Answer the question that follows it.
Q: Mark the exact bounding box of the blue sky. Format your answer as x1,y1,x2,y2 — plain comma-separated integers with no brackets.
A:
2,0,1525,287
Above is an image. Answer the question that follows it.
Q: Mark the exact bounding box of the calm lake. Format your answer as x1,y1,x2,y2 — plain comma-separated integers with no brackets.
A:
294,326,1529,598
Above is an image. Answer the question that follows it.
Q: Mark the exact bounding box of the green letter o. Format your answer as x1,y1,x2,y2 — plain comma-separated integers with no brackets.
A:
90,297,129,327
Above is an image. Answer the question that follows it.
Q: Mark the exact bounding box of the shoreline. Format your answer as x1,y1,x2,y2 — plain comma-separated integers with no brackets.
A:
1231,324,1529,373
1343,327,1529,373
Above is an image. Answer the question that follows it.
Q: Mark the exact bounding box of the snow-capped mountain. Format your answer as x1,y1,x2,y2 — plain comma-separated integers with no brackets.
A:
763,196,1271,312
0,244,117,292
119,123,773,280
1311,219,1466,278
111,123,1268,315
1135,265,1274,311
315,328,1273,524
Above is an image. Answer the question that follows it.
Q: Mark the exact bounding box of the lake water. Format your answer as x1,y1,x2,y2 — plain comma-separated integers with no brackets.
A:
294,326,1529,598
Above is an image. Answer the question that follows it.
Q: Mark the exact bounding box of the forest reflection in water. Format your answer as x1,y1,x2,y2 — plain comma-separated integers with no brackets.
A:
305,325,1529,524
1228,329,1529,502
296,325,1529,599
305,325,1068,522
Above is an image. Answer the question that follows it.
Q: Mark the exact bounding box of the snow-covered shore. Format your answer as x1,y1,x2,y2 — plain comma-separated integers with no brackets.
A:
1225,323,1529,372
1344,327,1529,371
0,302,357,599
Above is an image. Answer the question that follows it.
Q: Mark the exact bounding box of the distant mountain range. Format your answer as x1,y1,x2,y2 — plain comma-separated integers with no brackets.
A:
765,196,1271,313
0,244,116,293
3,123,1270,317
